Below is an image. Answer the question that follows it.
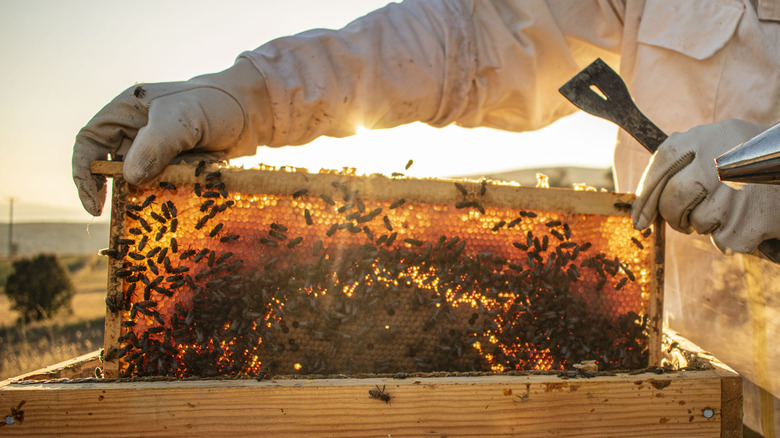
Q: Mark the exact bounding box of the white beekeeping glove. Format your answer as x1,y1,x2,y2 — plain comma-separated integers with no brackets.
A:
73,59,272,216
632,119,780,254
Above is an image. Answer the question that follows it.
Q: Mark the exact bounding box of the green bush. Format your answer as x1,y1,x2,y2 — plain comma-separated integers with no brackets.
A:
5,254,76,323
0,259,13,287
59,255,89,273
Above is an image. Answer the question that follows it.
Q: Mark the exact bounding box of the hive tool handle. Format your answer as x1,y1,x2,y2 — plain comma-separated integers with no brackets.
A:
559,58,780,264
558,58,667,153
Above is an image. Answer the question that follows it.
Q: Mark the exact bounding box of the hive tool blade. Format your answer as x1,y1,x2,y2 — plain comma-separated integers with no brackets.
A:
558,58,667,153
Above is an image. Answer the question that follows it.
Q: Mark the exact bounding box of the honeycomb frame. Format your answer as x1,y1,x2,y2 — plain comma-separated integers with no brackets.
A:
94,161,664,379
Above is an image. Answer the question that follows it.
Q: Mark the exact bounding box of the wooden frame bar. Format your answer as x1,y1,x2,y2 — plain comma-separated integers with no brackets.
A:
0,350,101,384
90,160,637,217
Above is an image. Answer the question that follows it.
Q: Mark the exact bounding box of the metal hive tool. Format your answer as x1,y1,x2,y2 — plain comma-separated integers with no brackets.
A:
94,161,664,379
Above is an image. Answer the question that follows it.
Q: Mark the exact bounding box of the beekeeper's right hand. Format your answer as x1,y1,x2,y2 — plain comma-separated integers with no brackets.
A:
72,59,272,216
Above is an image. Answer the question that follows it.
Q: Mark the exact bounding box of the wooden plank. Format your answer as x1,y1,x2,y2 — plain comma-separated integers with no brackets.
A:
0,351,101,386
90,160,637,217
0,372,729,437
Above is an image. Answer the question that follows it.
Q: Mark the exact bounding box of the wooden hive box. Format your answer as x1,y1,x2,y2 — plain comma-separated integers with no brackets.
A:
0,161,742,436
0,330,740,437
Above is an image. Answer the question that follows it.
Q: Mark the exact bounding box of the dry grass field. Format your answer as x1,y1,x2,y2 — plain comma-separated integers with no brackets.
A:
0,254,107,380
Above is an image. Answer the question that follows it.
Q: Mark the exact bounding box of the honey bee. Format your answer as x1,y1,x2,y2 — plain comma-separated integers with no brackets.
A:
383,216,393,231
147,259,159,275
159,181,176,190
195,160,206,177
200,200,216,212
454,182,468,196
155,226,167,241
141,195,156,209
513,241,528,251
195,215,209,230
269,229,287,241
220,234,240,243
368,384,392,403
293,188,309,198
270,223,288,232
260,237,279,247
105,295,123,313
320,194,335,206
389,198,405,209
138,218,152,232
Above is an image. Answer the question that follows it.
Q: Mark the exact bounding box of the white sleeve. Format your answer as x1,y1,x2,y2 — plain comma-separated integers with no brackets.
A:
240,0,626,147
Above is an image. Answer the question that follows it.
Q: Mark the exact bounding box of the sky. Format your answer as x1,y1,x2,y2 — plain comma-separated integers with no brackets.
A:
0,0,617,223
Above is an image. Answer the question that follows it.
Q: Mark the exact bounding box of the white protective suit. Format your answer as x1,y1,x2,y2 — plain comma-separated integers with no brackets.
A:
234,0,780,434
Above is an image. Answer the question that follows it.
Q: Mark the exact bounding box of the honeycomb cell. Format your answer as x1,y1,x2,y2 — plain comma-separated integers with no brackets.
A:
107,165,660,378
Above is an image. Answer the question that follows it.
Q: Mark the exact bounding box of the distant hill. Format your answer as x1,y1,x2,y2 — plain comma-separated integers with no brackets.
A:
0,223,110,257
458,166,614,191
0,199,108,224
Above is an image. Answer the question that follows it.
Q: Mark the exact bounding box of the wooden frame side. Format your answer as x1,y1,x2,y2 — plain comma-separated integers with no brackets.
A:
102,177,127,378
647,217,666,367
0,371,726,437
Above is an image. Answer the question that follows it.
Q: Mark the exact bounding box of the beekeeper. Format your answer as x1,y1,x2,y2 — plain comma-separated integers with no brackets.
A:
72,0,780,434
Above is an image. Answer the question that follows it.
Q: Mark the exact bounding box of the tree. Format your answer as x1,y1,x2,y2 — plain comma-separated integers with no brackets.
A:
4,254,75,323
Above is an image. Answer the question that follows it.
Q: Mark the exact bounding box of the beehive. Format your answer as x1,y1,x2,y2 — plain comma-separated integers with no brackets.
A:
95,161,663,379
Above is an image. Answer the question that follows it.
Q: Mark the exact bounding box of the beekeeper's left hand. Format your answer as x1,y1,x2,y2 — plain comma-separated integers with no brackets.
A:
632,119,780,254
